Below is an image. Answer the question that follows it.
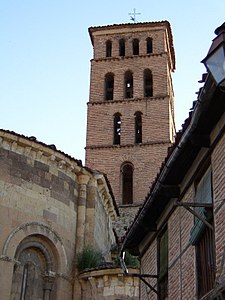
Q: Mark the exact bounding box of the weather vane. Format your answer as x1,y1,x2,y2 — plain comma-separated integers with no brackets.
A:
128,8,141,23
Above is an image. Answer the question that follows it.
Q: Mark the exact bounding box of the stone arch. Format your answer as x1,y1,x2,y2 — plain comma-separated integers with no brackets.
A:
10,234,58,300
2,222,68,275
15,239,55,271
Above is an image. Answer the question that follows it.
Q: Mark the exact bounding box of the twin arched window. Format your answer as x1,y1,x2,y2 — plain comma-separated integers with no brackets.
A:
113,111,142,145
121,163,133,204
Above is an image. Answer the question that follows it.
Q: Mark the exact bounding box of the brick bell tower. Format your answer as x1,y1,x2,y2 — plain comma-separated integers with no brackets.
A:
85,21,176,237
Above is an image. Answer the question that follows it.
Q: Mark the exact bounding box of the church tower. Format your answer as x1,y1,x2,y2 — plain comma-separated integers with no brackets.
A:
85,21,176,236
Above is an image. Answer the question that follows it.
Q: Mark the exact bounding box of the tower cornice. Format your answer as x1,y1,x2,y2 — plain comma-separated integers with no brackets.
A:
88,21,175,70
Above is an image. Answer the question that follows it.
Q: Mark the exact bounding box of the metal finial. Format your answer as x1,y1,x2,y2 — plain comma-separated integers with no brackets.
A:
128,8,141,23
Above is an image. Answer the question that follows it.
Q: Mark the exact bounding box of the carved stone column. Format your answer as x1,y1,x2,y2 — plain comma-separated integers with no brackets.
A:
43,273,55,300
76,173,90,254
74,173,90,300
85,177,97,246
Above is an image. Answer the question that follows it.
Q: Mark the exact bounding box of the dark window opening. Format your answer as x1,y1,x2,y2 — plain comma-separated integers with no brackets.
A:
119,39,125,56
124,71,133,98
20,264,29,300
122,163,133,204
144,69,153,97
158,227,168,300
113,113,121,145
146,37,153,54
105,73,114,100
135,111,142,143
192,168,216,298
106,40,112,57
196,223,215,298
133,39,139,55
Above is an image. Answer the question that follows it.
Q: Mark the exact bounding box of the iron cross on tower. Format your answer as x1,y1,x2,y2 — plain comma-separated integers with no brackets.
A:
128,8,141,23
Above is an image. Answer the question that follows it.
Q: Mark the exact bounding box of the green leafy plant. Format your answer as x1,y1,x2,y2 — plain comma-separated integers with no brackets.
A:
124,251,140,268
115,251,140,268
77,246,102,272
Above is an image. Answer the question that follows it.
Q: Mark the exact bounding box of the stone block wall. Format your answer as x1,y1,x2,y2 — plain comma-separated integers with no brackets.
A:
0,130,118,300
0,132,79,299
79,267,140,300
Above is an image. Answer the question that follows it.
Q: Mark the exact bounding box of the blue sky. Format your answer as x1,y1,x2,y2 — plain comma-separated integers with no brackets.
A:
0,1,224,163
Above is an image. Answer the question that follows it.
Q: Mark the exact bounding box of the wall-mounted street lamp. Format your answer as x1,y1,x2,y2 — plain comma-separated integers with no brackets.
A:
202,23,225,87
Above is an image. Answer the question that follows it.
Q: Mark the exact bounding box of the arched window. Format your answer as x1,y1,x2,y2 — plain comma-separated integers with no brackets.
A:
10,235,57,299
144,69,153,97
135,111,142,143
146,37,153,54
121,163,133,204
105,73,114,100
133,39,139,55
106,40,112,57
124,70,133,98
113,113,121,145
119,38,125,56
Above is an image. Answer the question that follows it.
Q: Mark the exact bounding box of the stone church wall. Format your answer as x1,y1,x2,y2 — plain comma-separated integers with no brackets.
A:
0,131,80,299
0,130,118,299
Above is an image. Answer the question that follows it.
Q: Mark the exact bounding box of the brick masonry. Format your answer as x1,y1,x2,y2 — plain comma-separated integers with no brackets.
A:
85,22,176,237
139,112,225,299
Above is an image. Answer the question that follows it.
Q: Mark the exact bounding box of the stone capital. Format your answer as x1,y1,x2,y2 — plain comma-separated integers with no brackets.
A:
78,174,90,185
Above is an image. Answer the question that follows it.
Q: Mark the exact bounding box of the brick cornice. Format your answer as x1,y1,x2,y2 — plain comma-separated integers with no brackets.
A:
87,95,169,106
91,52,166,63
85,140,171,150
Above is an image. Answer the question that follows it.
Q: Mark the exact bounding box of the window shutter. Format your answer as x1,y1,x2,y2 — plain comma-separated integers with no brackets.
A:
189,168,212,245
195,167,212,204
